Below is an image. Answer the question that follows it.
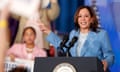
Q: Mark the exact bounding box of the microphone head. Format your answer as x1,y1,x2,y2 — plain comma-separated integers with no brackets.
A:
69,36,78,47
60,35,69,48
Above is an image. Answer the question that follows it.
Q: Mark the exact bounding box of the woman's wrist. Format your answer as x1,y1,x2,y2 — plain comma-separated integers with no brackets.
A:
46,30,51,35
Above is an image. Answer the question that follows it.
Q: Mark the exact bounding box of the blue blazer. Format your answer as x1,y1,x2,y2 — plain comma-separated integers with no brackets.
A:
46,29,114,67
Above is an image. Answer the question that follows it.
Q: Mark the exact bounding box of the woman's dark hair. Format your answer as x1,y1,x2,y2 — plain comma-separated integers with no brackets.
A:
22,27,36,36
74,6,99,32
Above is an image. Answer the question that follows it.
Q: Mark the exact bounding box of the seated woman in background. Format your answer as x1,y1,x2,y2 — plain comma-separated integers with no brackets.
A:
7,27,47,61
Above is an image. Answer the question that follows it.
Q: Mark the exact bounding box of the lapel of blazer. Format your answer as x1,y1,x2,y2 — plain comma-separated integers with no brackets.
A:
80,31,96,56
70,30,80,56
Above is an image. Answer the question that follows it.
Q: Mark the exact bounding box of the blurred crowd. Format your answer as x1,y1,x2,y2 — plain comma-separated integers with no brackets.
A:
0,0,59,72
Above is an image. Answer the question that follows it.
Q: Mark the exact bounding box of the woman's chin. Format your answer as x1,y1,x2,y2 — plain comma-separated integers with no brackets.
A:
26,42,34,45
80,26,89,29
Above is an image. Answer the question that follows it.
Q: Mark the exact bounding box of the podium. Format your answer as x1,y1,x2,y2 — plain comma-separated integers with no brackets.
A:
34,57,104,72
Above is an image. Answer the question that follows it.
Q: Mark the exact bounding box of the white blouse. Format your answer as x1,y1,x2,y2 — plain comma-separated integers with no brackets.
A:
77,32,88,56
26,48,34,60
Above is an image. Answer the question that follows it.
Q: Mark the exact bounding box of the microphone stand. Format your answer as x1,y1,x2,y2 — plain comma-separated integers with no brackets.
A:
57,35,69,57
57,36,78,57
57,46,66,57
65,36,78,57
66,46,72,57
57,44,71,57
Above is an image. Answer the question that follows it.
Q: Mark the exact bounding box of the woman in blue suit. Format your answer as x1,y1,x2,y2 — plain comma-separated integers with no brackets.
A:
39,6,114,72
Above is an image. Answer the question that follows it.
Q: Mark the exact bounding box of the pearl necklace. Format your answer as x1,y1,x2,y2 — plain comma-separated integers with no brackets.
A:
26,48,34,53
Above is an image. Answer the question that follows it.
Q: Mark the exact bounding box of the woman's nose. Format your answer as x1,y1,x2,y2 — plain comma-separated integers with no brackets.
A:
81,17,85,21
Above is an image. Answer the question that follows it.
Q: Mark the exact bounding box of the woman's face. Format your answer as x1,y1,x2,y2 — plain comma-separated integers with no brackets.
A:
23,28,36,44
77,8,93,30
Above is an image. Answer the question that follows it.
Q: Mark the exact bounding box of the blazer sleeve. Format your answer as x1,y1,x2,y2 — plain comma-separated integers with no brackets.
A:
101,31,114,67
46,30,77,49
46,32,62,48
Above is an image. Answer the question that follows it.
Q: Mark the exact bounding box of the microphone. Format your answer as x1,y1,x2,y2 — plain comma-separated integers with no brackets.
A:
60,35,69,48
57,35,69,57
66,36,78,57
68,36,78,48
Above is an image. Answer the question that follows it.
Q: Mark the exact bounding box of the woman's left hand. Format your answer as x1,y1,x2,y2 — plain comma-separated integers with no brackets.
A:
39,22,51,35
102,60,108,72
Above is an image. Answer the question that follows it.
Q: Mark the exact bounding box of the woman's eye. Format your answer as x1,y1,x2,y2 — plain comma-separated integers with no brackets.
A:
85,15,90,17
78,16,82,18
78,15,90,18
85,15,89,17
